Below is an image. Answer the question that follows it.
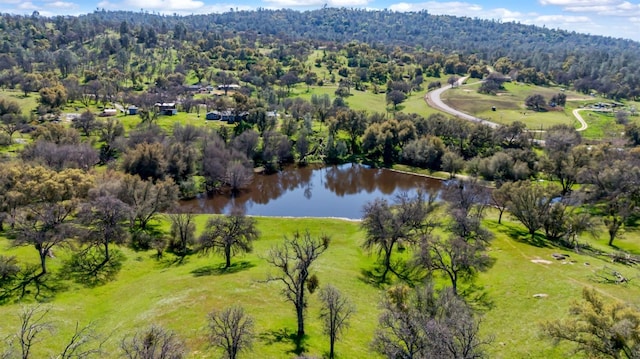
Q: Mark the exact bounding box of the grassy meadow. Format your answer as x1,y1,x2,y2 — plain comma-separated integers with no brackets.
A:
1,212,640,358
438,81,634,139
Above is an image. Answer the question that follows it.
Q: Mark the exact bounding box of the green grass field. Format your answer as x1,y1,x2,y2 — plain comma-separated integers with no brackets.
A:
1,213,640,358
0,90,38,116
440,82,588,130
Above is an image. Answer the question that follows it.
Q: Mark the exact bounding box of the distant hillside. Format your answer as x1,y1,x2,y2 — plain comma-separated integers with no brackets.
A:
1,8,639,99
84,8,640,99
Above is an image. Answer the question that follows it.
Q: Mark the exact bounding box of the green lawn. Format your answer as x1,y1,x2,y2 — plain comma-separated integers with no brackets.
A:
2,214,640,358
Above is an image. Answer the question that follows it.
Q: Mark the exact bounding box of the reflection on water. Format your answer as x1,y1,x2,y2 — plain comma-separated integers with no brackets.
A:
180,164,443,219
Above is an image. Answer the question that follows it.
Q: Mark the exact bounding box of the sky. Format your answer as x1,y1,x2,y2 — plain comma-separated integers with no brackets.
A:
1,0,639,42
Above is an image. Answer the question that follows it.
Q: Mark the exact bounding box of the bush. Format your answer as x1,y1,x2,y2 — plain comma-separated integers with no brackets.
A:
0,132,11,146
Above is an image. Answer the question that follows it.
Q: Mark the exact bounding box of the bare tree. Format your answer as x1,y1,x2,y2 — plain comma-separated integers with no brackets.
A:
490,184,510,225
503,181,555,239
13,201,77,277
373,285,489,359
361,192,437,281
16,306,53,359
116,175,179,231
77,194,130,269
167,210,196,257
207,306,255,359
318,285,355,359
266,231,330,339
417,235,492,296
198,212,259,269
58,321,106,359
418,180,493,295
121,325,185,359
224,160,253,194
72,110,99,137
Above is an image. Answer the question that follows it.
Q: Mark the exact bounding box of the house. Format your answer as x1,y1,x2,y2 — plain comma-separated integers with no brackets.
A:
205,110,248,123
156,102,177,116
217,84,241,91
128,105,138,115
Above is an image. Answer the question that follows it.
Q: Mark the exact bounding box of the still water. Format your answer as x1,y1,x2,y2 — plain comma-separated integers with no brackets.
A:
180,164,443,219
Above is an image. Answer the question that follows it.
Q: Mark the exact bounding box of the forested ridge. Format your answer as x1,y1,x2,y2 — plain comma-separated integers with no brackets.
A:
1,8,640,99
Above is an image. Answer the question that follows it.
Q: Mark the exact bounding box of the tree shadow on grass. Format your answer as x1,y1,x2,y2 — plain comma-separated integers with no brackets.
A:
1,267,66,304
157,254,190,268
358,268,392,289
59,249,125,288
259,328,308,355
461,283,495,312
497,225,550,248
359,260,424,288
191,261,255,277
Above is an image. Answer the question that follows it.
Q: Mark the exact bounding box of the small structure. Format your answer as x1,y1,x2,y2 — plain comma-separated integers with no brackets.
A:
156,102,177,116
217,84,241,91
128,105,138,115
101,108,118,117
205,109,248,123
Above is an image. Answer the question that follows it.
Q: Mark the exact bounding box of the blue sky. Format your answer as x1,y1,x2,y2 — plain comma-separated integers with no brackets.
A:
1,0,639,41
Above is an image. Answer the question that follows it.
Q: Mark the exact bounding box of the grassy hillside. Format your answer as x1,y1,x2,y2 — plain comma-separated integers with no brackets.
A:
1,214,639,358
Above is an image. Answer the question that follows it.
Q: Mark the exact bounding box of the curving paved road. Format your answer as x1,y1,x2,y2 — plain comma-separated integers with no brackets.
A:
425,78,589,133
572,109,589,132
425,77,499,129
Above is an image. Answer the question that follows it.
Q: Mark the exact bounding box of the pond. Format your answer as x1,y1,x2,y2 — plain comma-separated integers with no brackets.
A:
180,164,444,219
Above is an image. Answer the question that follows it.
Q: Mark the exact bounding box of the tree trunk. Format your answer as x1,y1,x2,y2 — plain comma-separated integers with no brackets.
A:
329,334,335,359
608,221,621,246
296,303,305,338
104,242,110,262
498,209,504,224
38,246,47,277
450,272,458,296
225,245,232,268
609,232,616,246
381,246,393,281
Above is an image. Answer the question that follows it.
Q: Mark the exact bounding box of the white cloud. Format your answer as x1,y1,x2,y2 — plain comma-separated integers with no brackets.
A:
264,0,371,7
533,14,592,23
389,1,482,15
539,0,618,5
98,0,253,14
124,0,204,11
18,1,38,9
47,1,78,9
539,0,640,17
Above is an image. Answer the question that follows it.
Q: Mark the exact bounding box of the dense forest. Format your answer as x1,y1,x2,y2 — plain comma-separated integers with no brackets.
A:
1,8,640,99
1,7,640,359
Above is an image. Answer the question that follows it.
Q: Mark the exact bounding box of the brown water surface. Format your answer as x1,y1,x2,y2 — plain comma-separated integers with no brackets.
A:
180,164,443,219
